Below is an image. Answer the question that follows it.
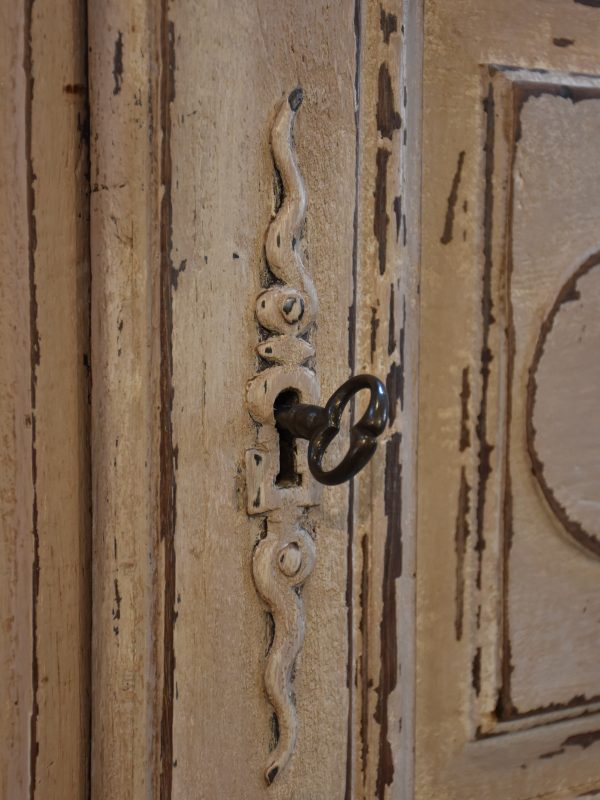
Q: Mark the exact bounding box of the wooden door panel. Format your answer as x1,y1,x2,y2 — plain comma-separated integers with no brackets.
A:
168,3,357,797
495,71,600,718
418,2,600,798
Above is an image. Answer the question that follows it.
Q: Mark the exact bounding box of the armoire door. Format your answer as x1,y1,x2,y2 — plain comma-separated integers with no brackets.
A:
2,1,600,799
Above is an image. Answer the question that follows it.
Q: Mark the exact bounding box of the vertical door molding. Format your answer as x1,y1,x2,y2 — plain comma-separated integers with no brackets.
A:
349,2,422,799
88,2,169,797
0,0,91,797
0,8,35,793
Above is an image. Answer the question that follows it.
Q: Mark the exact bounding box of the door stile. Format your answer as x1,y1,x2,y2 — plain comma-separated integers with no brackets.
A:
88,3,169,797
1,1,91,797
351,1,423,798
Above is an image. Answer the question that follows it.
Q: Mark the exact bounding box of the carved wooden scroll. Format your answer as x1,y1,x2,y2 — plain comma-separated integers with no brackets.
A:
246,87,321,784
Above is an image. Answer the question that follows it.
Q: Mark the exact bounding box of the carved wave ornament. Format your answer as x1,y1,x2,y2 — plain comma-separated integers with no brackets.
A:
526,251,600,558
246,87,321,785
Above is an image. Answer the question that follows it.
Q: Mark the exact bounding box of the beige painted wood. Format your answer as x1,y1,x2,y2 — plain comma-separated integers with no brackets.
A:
507,84,600,713
352,2,421,798
88,0,418,798
417,1,600,798
0,7,34,794
88,3,165,798
0,0,90,797
168,3,357,797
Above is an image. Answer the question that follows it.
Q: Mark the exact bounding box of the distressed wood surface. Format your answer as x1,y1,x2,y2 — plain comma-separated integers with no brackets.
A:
88,3,165,798
167,3,357,797
351,2,421,799
247,90,321,785
0,0,90,797
506,85,600,714
87,1,417,798
9,1,600,799
417,1,600,798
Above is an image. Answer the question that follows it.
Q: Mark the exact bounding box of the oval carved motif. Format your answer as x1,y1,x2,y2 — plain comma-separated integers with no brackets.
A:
526,251,600,558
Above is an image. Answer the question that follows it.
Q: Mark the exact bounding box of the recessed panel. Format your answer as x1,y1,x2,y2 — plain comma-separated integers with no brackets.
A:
502,83,600,716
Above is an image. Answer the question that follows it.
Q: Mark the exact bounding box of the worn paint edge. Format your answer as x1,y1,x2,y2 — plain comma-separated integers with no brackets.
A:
159,5,177,798
24,1,40,795
344,2,363,797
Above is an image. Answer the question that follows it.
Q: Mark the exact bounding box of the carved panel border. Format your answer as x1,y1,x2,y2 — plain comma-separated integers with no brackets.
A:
471,66,600,737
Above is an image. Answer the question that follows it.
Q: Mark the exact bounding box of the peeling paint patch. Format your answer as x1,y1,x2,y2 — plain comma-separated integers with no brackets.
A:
113,32,124,95
63,83,86,94
440,150,465,244
159,10,177,799
377,63,401,139
459,366,471,451
454,468,471,640
387,285,396,356
392,196,402,242
563,729,600,750
475,84,496,590
375,432,403,799
112,578,122,621
539,747,565,760
379,8,398,43
24,0,40,792
370,306,380,358
386,361,403,425
374,147,390,275
472,647,481,696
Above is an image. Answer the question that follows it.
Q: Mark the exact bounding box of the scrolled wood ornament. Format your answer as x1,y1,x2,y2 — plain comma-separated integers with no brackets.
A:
246,87,321,785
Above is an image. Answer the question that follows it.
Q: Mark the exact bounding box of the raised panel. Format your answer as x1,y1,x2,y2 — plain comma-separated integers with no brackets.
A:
417,2,600,798
480,69,600,725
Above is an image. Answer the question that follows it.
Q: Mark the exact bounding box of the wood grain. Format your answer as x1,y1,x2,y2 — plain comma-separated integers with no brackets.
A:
86,1,421,797
416,1,600,798
351,2,421,799
88,2,164,797
166,3,357,796
0,0,90,797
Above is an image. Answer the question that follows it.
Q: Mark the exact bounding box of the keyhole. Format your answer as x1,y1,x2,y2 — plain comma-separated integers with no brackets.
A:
274,389,302,487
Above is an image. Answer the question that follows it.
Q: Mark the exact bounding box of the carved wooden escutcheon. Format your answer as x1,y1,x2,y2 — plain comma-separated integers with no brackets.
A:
246,87,321,785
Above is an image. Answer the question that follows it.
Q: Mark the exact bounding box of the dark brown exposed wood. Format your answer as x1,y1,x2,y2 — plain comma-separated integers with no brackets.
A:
563,730,600,750
553,37,575,47
474,82,495,592
375,432,402,799
387,286,396,356
359,533,370,787
159,6,177,798
345,3,362,796
376,63,401,139
440,150,465,244
386,361,403,425
379,7,397,44
24,2,40,793
454,467,471,641
112,31,123,95
374,147,390,275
